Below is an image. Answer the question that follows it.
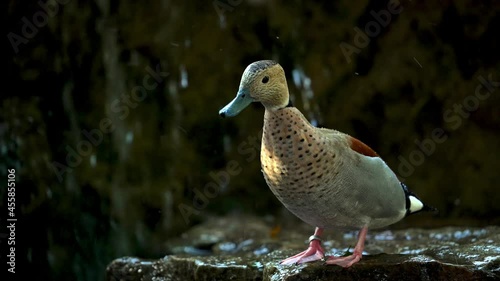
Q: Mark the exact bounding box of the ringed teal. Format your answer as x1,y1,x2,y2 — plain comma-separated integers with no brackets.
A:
219,60,435,267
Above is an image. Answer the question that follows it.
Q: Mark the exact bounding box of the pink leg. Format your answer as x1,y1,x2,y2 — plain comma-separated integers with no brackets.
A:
280,227,325,265
325,226,368,268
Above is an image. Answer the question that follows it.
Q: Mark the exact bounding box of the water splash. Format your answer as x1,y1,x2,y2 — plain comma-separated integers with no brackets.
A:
253,246,269,256
373,230,395,241
218,242,237,252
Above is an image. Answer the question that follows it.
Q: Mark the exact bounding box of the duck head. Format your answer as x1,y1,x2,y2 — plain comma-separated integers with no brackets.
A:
219,60,290,117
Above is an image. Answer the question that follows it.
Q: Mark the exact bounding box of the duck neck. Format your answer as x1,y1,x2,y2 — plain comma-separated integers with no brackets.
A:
262,107,313,158
262,97,292,111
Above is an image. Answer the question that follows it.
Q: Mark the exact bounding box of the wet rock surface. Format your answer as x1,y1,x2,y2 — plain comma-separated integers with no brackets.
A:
106,216,500,280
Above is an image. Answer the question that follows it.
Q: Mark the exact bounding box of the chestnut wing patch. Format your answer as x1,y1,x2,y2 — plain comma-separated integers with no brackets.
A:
349,136,378,157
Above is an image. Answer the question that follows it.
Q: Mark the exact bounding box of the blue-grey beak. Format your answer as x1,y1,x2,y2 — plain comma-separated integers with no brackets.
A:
219,90,253,118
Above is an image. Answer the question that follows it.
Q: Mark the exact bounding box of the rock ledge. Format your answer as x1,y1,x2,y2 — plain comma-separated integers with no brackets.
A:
106,217,500,281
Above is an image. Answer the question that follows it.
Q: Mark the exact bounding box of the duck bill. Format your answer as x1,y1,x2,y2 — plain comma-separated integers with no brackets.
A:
219,90,253,118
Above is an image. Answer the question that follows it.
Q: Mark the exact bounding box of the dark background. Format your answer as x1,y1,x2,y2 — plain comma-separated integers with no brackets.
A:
3,0,500,280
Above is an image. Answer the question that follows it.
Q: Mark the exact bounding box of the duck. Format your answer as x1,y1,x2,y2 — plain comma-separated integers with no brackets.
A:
218,60,435,267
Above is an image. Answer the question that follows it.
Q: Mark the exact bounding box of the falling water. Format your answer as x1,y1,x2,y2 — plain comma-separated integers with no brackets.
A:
125,130,134,144
90,154,96,167
180,64,189,89
291,67,322,126
168,79,181,147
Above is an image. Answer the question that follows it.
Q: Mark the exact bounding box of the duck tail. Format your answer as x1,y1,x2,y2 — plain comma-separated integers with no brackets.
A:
401,182,438,217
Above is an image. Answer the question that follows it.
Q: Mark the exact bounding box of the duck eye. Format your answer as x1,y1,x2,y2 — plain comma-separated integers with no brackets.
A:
262,76,269,83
